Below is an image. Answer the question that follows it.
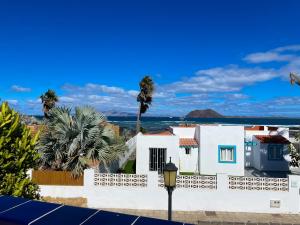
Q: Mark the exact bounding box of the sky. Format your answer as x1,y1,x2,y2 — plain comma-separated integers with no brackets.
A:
1,0,300,117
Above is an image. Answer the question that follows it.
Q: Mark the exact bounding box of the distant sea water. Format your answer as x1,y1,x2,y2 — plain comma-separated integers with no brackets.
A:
107,116,300,131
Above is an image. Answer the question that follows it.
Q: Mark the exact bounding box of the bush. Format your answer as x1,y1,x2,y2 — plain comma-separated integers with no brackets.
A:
0,102,40,199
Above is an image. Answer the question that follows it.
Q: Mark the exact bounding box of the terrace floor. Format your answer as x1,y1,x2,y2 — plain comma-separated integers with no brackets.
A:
245,167,300,178
104,208,300,225
244,167,291,178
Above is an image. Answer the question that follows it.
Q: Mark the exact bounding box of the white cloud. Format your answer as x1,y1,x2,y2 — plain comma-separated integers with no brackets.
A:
128,90,139,97
243,45,300,80
164,65,277,93
6,99,18,105
273,45,300,53
11,85,31,92
60,96,75,103
243,52,294,63
62,83,126,95
225,93,249,100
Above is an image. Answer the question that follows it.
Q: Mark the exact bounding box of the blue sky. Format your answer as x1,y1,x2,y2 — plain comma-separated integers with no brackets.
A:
1,0,300,116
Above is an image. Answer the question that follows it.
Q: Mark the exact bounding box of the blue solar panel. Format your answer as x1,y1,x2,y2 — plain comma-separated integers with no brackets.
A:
134,216,185,225
83,210,138,225
0,196,189,225
0,196,29,213
0,199,60,225
31,205,97,225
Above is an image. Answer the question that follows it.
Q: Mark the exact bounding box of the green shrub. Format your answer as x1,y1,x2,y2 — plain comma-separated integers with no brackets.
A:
0,102,40,199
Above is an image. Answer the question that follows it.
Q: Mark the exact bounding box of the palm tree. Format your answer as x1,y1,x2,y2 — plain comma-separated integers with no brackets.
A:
38,106,127,177
136,76,154,133
40,89,58,118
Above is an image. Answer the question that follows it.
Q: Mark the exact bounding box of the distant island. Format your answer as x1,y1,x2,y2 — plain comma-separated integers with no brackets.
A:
186,109,224,118
185,109,291,119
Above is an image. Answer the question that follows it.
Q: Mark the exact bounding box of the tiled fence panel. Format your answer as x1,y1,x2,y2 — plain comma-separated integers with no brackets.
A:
229,176,289,191
94,173,147,187
158,175,217,189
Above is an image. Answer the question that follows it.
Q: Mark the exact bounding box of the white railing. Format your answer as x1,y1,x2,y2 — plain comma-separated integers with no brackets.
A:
118,135,137,168
94,173,147,187
158,175,217,189
228,176,289,191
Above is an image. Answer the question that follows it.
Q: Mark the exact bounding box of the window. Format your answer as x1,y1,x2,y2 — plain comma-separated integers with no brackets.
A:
218,145,236,163
268,144,283,160
185,147,191,155
149,148,166,174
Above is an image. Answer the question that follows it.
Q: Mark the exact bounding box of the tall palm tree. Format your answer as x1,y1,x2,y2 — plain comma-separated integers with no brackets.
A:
40,89,58,118
38,106,127,177
136,76,154,133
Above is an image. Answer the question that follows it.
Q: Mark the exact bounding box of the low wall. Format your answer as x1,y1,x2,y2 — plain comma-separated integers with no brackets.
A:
29,169,300,214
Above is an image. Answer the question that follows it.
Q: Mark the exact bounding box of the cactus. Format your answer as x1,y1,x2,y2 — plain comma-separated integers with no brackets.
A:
0,102,40,199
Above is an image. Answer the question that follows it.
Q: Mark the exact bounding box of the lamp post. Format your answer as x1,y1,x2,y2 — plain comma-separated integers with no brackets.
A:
163,157,178,221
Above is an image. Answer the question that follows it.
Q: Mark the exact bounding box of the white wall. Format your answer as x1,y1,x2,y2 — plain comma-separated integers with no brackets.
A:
178,147,199,173
252,141,261,170
170,127,196,138
37,170,300,214
199,125,245,176
136,133,180,174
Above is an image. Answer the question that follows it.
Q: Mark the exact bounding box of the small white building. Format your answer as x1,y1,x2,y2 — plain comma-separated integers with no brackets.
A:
244,126,290,171
135,124,245,176
252,135,290,171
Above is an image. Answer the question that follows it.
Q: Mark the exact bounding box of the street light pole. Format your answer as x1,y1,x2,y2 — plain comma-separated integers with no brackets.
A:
163,157,178,221
167,187,173,220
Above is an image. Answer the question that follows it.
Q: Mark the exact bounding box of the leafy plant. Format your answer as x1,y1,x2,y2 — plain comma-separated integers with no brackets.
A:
38,106,127,177
0,102,40,199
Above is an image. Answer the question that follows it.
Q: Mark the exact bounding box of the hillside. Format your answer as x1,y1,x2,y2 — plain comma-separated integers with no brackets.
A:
185,109,224,118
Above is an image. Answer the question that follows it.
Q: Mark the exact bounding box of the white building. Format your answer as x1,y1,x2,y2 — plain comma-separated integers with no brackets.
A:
244,126,290,171
135,124,290,176
136,124,245,176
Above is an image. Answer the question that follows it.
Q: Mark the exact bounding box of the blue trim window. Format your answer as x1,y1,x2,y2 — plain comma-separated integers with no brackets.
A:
268,144,283,160
218,145,236,163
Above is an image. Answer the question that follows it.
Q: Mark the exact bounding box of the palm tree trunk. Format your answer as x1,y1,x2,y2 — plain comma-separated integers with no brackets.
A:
136,103,141,134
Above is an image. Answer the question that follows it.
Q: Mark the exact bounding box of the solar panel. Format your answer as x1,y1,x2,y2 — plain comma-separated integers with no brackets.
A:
31,205,97,225
82,210,138,225
0,196,189,225
0,199,60,225
0,196,30,213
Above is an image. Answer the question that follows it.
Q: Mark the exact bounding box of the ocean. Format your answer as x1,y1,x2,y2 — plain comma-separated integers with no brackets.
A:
107,116,300,131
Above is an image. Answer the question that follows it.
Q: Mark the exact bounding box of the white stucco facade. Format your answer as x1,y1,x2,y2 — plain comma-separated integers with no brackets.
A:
170,126,196,138
136,124,246,176
198,125,245,176
34,169,300,214
178,146,199,173
135,133,180,174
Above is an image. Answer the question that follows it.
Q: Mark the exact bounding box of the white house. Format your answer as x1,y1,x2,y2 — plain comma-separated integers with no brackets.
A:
244,126,290,171
252,135,290,171
135,124,245,176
